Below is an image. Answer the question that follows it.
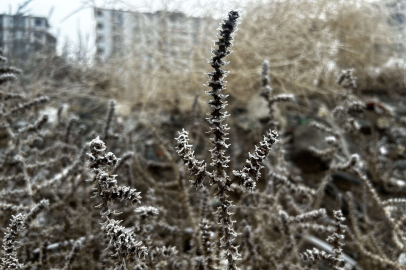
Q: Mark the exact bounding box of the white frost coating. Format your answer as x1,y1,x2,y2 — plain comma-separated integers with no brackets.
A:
175,129,212,188
233,130,278,192
390,177,406,188
379,146,388,156
271,94,295,103
33,236,89,253
135,206,159,217
325,136,337,144
384,57,406,69
89,136,106,151
304,235,358,268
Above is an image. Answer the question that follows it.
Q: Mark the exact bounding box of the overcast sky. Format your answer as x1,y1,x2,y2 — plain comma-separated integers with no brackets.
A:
0,0,247,56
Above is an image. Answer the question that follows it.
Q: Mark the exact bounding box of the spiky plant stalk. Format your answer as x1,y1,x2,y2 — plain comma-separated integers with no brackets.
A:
87,136,147,270
205,11,239,183
259,60,294,130
176,10,278,270
0,49,21,86
1,200,49,270
205,11,241,270
1,214,25,270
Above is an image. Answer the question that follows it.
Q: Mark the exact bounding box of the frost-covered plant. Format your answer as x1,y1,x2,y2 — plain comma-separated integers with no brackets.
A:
87,136,147,269
0,49,21,86
301,210,346,270
308,70,366,209
306,70,406,269
260,60,294,130
1,200,49,270
2,6,406,270
175,11,278,270
1,214,26,270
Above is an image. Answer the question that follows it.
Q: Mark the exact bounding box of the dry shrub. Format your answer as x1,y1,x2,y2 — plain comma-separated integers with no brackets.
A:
230,0,404,100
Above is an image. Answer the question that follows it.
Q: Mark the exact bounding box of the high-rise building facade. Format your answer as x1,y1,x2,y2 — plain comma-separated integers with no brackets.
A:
94,8,215,68
0,14,56,58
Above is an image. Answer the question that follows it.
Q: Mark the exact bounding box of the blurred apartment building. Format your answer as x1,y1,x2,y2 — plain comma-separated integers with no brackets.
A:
385,0,406,53
387,0,406,24
94,8,215,68
0,14,56,58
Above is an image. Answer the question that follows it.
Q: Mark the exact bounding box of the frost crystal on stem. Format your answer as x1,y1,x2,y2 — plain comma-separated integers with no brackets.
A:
175,10,279,270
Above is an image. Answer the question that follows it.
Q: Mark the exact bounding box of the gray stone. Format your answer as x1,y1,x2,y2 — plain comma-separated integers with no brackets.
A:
291,124,330,173
394,160,406,169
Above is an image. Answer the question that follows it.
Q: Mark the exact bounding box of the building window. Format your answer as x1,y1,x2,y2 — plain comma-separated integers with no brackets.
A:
15,17,25,27
15,42,25,53
113,35,122,43
115,13,123,25
34,31,44,39
97,23,104,30
97,10,103,17
35,18,43,27
97,34,104,42
392,13,406,24
15,30,23,39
